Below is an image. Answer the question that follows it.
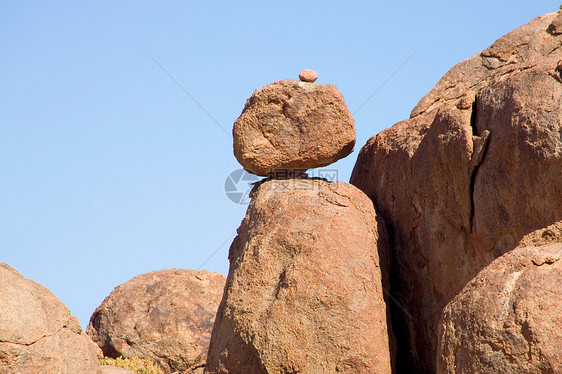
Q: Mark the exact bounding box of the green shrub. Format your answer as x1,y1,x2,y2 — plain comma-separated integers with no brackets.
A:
100,356,165,374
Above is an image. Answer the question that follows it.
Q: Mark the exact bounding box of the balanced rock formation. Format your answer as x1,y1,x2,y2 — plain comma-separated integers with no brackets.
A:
0,263,101,374
233,78,355,176
206,179,393,374
87,269,226,374
351,10,562,373
298,68,318,83
437,243,562,373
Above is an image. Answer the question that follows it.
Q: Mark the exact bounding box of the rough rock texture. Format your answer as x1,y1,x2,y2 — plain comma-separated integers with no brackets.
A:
87,269,226,374
233,79,355,176
437,243,562,373
205,179,393,374
0,263,101,374
350,11,562,373
517,221,562,248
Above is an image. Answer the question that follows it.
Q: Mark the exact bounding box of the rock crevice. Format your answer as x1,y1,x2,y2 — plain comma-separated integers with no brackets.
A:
351,10,562,373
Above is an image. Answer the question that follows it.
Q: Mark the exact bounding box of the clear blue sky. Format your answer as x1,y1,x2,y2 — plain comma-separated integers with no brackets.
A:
1,1,557,329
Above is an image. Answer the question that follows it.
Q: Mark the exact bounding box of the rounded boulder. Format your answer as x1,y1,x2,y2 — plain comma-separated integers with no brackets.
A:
437,243,562,373
87,269,226,374
233,79,355,176
0,263,101,374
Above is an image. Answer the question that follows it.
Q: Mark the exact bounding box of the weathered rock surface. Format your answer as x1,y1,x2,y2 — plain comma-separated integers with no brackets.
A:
517,221,562,249
0,263,101,374
437,243,562,373
87,269,226,374
205,179,393,374
350,11,562,373
233,79,355,176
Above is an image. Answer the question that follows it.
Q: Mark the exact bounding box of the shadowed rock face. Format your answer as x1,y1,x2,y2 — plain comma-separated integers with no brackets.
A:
437,243,562,374
87,269,226,374
233,79,355,176
351,11,562,373
0,263,102,374
205,179,393,374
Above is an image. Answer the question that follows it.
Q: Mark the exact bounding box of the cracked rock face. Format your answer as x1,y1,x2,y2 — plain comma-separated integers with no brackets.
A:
233,79,355,176
0,262,101,374
437,243,562,373
87,269,226,374
350,10,562,373
205,179,393,374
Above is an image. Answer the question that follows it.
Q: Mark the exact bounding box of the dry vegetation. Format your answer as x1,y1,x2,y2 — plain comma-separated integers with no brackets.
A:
100,356,165,374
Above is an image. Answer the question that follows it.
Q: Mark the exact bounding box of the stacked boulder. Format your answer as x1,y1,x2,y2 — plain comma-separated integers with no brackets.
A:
205,71,394,373
232,72,355,177
3,10,561,374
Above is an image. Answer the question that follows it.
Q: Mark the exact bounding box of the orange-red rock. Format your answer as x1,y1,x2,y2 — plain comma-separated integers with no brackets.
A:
516,221,562,249
437,243,562,373
87,269,225,374
205,179,393,373
298,69,318,82
351,11,562,373
233,79,355,176
0,263,101,374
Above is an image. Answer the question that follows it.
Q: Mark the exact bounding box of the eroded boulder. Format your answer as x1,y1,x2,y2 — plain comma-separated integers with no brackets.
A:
205,179,393,374
0,263,101,374
437,243,562,373
233,79,355,176
87,269,226,374
351,10,562,373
